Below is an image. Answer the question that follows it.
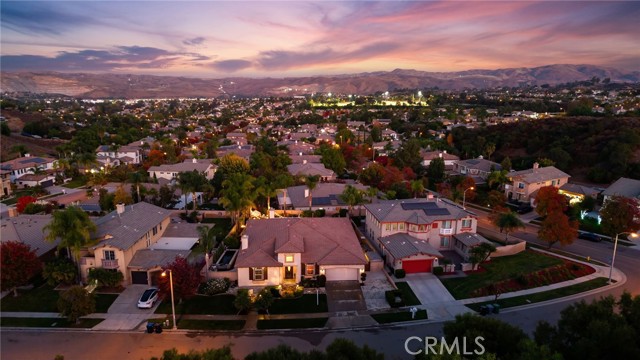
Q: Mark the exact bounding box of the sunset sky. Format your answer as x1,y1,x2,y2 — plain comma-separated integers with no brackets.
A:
1,1,639,78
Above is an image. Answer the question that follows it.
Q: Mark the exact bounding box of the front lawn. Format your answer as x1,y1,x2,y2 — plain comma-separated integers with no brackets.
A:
466,277,609,311
155,294,237,315
177,319,245,331
95,294,119,313
372,310,428,324
269,294,328,314
0,284,60,312
0,317,104,328
441,250,564,299
257,317,328,330
395,282,421,306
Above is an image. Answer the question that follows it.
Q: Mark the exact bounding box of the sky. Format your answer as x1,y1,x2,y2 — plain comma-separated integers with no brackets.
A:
1,1,639,78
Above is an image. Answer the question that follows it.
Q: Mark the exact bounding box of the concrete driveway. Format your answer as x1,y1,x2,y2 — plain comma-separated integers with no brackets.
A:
403,273,473,320
325,281,367,313
91,285,160,331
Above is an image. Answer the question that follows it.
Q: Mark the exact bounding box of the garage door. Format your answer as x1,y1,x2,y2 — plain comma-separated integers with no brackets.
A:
131,271,148,284
325,268,359,281
402,259,433,273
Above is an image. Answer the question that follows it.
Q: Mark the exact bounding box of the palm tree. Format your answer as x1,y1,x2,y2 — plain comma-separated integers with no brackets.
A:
128,171,146,203
492,210,525,244
73,152,98,172
11,145,28,157
366,187,379,203
274,173,294,216
340,185,365,217
410,179,425,198
305,175,320,212
43,206,97,284
219,173,256,230
196,225,217,279
487,170,508,190
178,170,208,214
255,176,277,215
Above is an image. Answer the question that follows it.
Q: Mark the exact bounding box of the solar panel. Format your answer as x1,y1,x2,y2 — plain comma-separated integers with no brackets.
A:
423,208,450,216
400,202,439,210
312,197,332,206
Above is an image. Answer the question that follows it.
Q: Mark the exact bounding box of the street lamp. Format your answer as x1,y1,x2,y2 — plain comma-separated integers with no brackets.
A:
462,186,475,209
609,231,639,284
161,269,177,330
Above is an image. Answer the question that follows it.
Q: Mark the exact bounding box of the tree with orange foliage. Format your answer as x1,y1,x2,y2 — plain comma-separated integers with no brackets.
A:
380,165,404,191
538,212,578,249
535,186,567,217
16,196,37,213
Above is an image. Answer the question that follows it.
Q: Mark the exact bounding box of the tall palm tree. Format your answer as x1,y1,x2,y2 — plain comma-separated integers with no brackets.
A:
340,185,365,217
487,170,508,190
178,170,209,214
255,176,277,214
43,206,97,284
220,173,256,230
274,173,294,216
128,171,146,203
410,179,425,198
492,210,525,244
366,187,379,203
305,175,320,212
196,225,217,279
73,152,98,172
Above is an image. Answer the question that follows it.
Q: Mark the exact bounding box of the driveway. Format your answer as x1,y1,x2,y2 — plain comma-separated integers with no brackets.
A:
404,273,473,320
325,281,367,313
91,284,160,331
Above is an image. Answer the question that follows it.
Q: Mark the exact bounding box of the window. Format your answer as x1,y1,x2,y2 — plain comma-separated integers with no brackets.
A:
518,182,525,189
104,250,115,260
419,225,425,232
253,267,264,281
285,255,294,263
462,219,472,228
399,223,405,230
152,226,158,236
552,180,557,186
443,220,452,229
306,264,315,276
392,223,398,231
385,223,390,231
440,237,449,247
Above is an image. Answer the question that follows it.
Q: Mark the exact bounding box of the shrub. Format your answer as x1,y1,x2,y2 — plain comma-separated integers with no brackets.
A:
300,278,317,288
58,285,95,323
88,268,124,287
394,269,406,278
433,266,444,276
223,236,240,249
43,258,77,286
339,209,349,217
313,209,326,217
385,289,404,308
201,278,230,296
301,210,313,217
270,286,281,298
516,274,529,286
316,274,327,287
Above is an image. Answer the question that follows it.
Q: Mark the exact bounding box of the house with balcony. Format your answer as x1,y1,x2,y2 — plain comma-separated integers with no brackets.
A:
364,197,477,273
79,202,172,284
95,145,142,165
504,163,570,204
148,158,217,181
235,218,367,288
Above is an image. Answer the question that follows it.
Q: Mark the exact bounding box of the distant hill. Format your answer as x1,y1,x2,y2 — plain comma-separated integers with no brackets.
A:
1,64,639,98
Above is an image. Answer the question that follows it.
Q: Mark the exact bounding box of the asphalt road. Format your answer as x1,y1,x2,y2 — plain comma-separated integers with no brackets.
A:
3,213,639,360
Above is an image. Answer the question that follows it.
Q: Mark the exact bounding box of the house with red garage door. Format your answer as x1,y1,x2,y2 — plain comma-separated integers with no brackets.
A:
364,197,477,274
235,217,367,288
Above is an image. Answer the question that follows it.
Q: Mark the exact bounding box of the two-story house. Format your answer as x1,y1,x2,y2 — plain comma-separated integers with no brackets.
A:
95,145,142,165
278,182,369,214
421,150,460,169
453,157,501,183
79,202,172,284
0,154,57,182
148,159,217,181
601,177,640,207
235,218,367,288
364,197,477,273
505,163,570,204
287,162,336,181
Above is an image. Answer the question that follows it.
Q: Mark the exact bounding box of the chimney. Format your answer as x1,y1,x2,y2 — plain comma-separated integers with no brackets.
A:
443,150,447,154
533,162,539,169
427,193,434,200
439,153,442,158
8,207,18,218
478,155,483,159
241,235,249,250
192,158,197,163
269,209,275,219
24,153,31,158
305,188,309,198
116,203,125,215
303,159,307,164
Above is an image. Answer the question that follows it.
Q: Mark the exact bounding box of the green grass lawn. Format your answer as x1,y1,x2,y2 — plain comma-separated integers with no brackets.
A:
441,250,563,299
64,177,88,189
269,294,328,314
0,285,60,312
177,319,245,331
372,310,428,324
155,294,237,315
257,317,328,330
395,282,422,306
0,317,104,328
466,277,609,311
526,243,608,266
95,294,119,313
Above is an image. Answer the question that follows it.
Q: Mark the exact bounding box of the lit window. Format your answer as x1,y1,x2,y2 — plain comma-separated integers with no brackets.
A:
419,225,425,232
285,255,294,263
399,223,405,230
392,223,398,230
306,264,315,275
253,267,264,281
385,223,390,231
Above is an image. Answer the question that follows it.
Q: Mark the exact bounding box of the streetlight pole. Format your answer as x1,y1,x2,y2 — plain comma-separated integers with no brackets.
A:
162,269,177,330
462,186,475,209
609,232,638,284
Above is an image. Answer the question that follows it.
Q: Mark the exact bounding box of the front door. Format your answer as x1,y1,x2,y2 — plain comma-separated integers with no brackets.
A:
284,266,295,281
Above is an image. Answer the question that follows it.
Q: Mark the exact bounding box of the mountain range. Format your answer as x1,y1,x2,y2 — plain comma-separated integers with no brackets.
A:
1,64,639,99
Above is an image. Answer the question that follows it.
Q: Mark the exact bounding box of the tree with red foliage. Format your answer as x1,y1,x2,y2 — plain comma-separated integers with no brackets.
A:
16,196,37,214
456,177,477,202
1,241,42,296
380,165,404,191
600,196,640,236
535,186,567,217
538,212,579,249
145,149,166,168
158,256,202,303
359,162,385,188
437,182,453,200
401,167,416,181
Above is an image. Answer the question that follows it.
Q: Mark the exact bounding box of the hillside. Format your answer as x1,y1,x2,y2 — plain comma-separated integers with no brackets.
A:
2,64,638,98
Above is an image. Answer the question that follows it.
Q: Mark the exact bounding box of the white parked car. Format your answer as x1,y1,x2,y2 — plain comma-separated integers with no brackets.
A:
137,288,159,309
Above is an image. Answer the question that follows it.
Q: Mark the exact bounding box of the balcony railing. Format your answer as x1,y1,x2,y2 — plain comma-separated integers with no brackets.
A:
102,259,119,269
440,228,453,235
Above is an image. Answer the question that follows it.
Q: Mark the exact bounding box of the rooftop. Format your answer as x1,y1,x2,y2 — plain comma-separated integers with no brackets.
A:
364,198,475,224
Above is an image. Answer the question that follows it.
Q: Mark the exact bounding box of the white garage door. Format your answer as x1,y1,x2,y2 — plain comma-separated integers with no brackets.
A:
325,268,359,281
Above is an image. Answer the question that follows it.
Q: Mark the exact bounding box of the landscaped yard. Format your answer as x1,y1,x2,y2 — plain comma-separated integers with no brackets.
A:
395,282,421,306
371,309,428,324
269,294,328,314
257,317,328,330
155,294,237,315
177,319,245,331
441,250,568,299
466,277,609,311
199,217,233,239
0,285,60,312
0,317,104,328
95,294,119,313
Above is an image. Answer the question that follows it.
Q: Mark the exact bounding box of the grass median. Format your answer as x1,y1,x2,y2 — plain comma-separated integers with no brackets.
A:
372,310,428,324
0,317,104,328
